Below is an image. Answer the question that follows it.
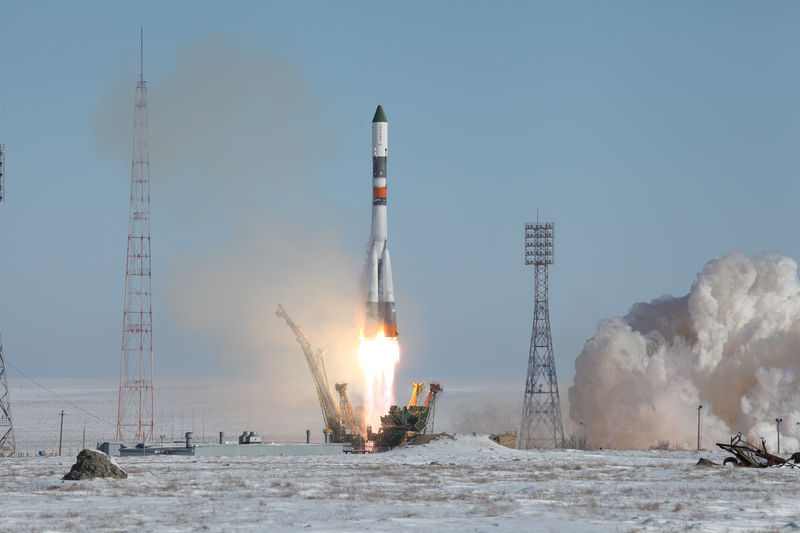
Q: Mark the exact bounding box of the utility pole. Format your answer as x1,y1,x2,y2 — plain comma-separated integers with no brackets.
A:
776,418,783,454
579,421,586,450
697,405,703,451
58,410,65,456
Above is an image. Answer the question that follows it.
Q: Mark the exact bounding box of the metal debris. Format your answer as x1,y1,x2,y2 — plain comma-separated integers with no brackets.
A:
717,433,798,468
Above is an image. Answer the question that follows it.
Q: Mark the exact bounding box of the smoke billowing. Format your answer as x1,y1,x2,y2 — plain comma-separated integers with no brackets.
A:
93,36,362,439
93,35,332,217
569,252,800,451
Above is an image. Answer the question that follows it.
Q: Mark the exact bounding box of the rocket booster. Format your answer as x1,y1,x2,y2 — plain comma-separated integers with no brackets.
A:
365,105,397,338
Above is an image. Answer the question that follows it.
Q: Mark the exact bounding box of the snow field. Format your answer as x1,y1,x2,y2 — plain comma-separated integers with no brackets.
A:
1,434,799,532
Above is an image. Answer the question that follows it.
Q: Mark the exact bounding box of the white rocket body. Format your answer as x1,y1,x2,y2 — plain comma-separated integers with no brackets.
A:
365,106,397,338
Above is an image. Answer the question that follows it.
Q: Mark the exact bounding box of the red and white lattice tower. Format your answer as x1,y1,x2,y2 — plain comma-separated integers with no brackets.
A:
116,30,154,443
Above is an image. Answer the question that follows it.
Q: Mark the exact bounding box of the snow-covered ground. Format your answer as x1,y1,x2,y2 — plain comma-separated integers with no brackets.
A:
3,378,800,532
2,434,799,532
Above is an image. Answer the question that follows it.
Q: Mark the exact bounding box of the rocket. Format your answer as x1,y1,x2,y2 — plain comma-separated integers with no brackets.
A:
365,105,398,338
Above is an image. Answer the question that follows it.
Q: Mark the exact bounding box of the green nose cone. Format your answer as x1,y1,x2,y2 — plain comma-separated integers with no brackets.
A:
372,105,387,123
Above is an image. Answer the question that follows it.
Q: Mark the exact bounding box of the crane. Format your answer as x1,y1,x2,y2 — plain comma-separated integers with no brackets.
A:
335,382,363,437
423,382,443,433
275,305,344,440
408,382,425,407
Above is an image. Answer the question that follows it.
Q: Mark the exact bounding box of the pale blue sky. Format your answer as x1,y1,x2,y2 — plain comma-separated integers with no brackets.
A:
1,1,799,399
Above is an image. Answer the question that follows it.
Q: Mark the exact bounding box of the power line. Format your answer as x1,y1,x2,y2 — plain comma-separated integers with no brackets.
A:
6,361,103,421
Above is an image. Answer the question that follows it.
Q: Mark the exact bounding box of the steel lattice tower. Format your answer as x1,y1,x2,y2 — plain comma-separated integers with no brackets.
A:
0,147,16,456
0,333,15,457
518,222,564,449
117,31,154,443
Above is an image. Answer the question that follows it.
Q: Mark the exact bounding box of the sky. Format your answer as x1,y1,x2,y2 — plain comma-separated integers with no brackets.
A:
1,1,800,416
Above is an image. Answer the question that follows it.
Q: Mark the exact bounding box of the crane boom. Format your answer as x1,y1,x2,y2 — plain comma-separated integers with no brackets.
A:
408,382,425,407
335,383,362,436
423,382,443,433
276,305,342,436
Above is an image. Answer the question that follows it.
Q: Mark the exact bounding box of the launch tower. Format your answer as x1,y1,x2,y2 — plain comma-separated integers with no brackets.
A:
0,146,16,456
518,221,565,449
116,30,154,443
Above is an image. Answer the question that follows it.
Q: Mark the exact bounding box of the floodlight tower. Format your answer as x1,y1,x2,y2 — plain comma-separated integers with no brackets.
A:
116,29,154,443
518,221,565,449
0,146,16,457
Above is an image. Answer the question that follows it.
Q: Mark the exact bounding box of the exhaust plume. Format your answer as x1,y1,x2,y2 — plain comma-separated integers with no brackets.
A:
569,252,800,451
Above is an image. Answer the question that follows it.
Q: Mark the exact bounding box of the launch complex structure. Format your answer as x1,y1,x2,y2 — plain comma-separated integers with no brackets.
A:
276,304,442,450
276,305,363,444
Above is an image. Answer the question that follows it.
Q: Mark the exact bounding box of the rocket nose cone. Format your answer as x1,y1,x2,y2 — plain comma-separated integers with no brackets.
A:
372,105,387,123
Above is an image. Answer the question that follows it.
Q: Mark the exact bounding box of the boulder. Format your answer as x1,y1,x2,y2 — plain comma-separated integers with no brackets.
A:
63,449,127,480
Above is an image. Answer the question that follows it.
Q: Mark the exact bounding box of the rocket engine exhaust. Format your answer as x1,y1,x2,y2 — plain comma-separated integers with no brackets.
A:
360,105,400,430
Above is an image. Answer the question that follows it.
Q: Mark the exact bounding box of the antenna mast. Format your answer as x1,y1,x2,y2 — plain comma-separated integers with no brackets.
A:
117,30,154,443
518,221,564,449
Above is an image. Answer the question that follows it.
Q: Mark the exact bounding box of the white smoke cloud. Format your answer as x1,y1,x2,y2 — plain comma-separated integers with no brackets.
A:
569,251,800,451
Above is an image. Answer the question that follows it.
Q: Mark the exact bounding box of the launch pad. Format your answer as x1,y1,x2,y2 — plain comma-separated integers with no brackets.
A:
277,304,442,452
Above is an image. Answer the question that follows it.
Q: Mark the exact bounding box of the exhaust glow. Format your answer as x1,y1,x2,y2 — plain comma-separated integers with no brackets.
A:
359,330,399,432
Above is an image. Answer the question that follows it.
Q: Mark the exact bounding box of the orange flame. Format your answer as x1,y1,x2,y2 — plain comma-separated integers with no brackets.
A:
358,329,400,432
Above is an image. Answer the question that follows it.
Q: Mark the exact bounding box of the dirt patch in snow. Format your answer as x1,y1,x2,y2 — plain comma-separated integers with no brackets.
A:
410,433,454,445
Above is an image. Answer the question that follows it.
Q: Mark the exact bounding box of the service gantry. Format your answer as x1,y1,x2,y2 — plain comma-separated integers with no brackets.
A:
276,305,363,442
